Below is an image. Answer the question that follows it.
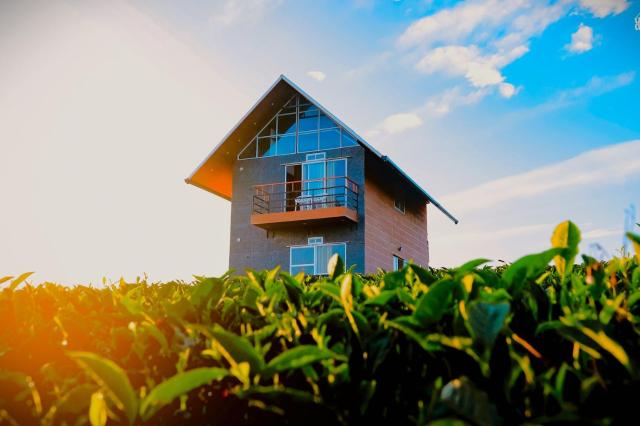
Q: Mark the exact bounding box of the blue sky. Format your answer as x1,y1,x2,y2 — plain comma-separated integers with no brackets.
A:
1,0,639,283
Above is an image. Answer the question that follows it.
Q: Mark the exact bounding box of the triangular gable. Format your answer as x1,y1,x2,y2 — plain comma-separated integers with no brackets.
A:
186,75,458,224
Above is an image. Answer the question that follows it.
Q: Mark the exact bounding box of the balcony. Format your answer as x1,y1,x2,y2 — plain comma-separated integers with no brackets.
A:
251,177,359,229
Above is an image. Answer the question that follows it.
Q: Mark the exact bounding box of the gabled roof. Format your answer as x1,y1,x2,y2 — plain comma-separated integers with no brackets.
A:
186,75,458,224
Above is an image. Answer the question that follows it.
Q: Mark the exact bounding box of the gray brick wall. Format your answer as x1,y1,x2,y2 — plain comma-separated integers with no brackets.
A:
229,146,366,274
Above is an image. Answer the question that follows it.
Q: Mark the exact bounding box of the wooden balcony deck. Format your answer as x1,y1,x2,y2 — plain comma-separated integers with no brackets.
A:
251,177,359,229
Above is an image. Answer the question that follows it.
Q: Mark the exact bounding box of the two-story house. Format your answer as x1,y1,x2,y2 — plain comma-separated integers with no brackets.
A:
187,75,458,275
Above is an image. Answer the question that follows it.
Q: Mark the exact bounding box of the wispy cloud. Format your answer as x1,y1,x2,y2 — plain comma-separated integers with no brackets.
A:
578,0,629,18
566,23,594,53
430,222,554,243
210,0,283,26
521,71,635,116
366,112,423,137
442,139,640,214
307,71,326,82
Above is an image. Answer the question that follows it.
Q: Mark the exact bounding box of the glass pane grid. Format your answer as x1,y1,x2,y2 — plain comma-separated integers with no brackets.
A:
238,95,360,159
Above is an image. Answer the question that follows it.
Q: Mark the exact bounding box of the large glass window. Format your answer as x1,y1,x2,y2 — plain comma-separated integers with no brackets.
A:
290,239,346,275
238,95,360,159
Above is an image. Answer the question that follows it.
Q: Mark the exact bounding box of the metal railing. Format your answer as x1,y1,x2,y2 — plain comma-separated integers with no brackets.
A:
253,177,359,215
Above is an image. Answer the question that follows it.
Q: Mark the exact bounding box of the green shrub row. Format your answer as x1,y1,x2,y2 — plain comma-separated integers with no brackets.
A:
1,222,639,425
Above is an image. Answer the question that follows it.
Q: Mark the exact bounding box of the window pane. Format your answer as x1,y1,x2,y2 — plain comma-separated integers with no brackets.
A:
258,118,277,138
278,113,297,134
316,244,346,275
298,132,318,152
341,130,358,147
239,139,257,159
299,106,319,132
257,137,277,157
291,265,313,275
277,134,295,155
298,96,312,106
319,113,337,129
291,246,314,266
319,129,340,150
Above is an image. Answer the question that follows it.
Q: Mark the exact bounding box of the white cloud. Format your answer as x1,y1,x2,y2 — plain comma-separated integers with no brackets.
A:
442,140,640,214
415,44,529,88
566,23,593,53
498,82,517,98
423,86,490,116
371,112,423,136
211,0,283,26
307,70,326,82
578,0,629,18
396,0,531,48
394,0,625,110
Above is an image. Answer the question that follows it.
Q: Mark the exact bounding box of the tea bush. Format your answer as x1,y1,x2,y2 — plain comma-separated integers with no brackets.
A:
1,221,640,425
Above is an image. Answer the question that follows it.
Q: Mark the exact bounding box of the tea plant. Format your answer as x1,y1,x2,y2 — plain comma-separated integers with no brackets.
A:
1,221,639,425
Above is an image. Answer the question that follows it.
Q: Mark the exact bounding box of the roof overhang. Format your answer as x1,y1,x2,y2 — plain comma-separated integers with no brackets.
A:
186,75,459,224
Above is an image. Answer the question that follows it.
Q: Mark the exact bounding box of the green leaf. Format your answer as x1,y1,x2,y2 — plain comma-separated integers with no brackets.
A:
466,302,510,348
89,392,107,426
579,326,631,372
503,248,563,290
413,280,455,326
364,290,397,306
456,259,491,273
627,232,640,260
190,277,223,309
551,221,581,279
440,377,498,426
211,326,265,373
313,282,341,303
328,253,345,280
68,352,138,425
139,368,228,421
266,345,345,374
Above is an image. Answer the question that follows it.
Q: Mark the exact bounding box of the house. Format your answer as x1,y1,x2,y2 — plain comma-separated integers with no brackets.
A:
186,75,458,275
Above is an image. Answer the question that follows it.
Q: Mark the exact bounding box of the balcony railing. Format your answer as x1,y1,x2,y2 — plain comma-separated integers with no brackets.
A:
251,177,359,228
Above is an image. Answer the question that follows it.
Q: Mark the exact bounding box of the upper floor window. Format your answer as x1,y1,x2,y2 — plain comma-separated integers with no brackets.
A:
238,95,359,160
290,239,346,275
393,255,405,271
394,196,406,214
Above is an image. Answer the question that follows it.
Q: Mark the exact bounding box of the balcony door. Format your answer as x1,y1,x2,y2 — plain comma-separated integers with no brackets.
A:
286,156,347,211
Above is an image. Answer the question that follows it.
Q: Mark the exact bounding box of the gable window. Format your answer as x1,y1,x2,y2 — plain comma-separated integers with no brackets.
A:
393,255,405,271
394,195,405,214
238,95,359,160
290,239,346,275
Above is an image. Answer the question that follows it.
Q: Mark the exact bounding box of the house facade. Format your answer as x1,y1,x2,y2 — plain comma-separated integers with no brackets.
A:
187,76,457,274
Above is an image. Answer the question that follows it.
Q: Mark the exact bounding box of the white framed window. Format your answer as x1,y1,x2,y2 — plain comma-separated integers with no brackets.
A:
290,241,346,275
393,255,405,271
306,152,326,161
308,236,323,245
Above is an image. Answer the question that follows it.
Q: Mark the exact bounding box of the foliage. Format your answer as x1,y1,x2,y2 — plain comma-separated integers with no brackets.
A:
1,222,640,425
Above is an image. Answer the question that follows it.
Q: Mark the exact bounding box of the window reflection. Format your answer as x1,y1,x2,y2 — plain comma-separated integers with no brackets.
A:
240,95,360,159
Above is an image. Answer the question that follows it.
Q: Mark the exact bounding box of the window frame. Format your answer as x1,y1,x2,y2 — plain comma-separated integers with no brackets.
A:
290,240,347,275
392,255,405,271
394,195,406,214
237,95,360,160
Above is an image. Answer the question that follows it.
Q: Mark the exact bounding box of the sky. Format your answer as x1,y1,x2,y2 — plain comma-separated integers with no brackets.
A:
1,0,639,284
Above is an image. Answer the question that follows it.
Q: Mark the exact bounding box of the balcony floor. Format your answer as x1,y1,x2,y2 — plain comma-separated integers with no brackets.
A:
251,206,358,230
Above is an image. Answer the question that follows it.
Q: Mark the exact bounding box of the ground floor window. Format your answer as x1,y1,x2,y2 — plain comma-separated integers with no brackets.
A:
290,238,346,275
393,255,405,271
